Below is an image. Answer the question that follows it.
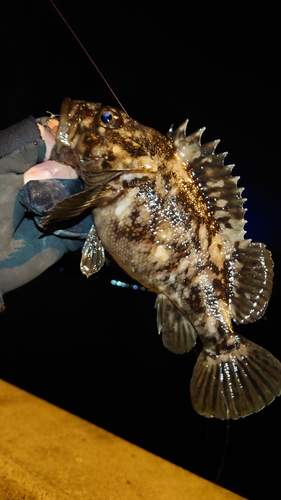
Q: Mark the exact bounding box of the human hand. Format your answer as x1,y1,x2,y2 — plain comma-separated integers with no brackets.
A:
0,116,91,312
24,118,78,182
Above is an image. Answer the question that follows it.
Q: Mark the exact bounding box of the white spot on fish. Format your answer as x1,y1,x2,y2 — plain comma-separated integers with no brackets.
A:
207,179,224,188
113,145,122,154
216,199,228,208
153,245,171,263
214,210,228,219
206,315,217,334
199,225,208,253
177,258,189,274
114,190,136,218
209,234,226,270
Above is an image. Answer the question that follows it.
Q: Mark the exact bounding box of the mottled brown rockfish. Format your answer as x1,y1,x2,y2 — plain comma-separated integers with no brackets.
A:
45,97,281,419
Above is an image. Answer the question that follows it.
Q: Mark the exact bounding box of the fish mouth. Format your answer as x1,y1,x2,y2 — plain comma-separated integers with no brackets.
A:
52,143,147,188
80,169,148,188
81,170,124,187
51,143,79,168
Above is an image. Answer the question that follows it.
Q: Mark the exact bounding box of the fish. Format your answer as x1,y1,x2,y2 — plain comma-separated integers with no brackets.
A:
44,97,281,419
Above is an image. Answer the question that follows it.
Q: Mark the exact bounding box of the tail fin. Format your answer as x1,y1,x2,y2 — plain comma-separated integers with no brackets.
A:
190,335,281,419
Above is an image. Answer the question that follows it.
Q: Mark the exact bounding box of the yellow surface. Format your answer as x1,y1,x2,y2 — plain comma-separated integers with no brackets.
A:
0,380,246,499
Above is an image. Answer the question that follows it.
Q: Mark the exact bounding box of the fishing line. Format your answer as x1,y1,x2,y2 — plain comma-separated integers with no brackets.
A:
49,0,129,116
215,415,231,485
192,345,231,484
51,0,230,484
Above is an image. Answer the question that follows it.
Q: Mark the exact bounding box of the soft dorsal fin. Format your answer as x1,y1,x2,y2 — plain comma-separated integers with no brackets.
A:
231,242,274,324
170,121,248,244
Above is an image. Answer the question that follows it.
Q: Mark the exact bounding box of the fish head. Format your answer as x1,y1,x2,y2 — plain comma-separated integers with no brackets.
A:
52,98,174,186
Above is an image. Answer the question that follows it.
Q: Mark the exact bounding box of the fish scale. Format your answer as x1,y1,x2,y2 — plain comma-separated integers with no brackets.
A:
44,97,281,420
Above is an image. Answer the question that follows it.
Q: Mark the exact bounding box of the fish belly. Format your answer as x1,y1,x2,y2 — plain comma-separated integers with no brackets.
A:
93,178,230,338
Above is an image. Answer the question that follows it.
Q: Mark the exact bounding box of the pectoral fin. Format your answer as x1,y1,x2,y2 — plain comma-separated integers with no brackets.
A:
42,184,113,225
155,294,197,354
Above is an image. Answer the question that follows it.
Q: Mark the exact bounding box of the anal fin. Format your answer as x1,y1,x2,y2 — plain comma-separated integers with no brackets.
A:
155,294,197,354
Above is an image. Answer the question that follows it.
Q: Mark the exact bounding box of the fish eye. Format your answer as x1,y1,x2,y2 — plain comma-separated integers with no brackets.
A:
97,108,120,128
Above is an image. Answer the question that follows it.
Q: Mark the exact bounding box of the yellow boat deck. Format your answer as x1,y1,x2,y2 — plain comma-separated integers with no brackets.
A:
0,379,246,499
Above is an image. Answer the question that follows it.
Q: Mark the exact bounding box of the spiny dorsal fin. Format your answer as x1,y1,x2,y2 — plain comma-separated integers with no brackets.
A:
171,122,247,243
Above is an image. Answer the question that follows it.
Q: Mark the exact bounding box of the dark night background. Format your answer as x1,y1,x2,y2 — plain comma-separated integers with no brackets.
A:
0,2,280,499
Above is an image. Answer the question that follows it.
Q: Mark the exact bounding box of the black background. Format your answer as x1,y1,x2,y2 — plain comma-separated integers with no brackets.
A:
0,2,280,499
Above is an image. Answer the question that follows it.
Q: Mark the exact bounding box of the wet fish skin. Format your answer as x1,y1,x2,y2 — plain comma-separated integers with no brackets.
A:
46,98,281,419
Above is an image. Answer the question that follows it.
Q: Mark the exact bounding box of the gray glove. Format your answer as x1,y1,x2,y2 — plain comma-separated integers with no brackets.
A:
0,116,92,312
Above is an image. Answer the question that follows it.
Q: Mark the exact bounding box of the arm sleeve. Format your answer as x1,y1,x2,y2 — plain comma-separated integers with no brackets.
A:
0,116,46,174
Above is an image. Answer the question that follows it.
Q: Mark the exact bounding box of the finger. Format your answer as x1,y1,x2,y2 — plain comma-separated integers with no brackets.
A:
23,161,78,184
37,124,57,160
